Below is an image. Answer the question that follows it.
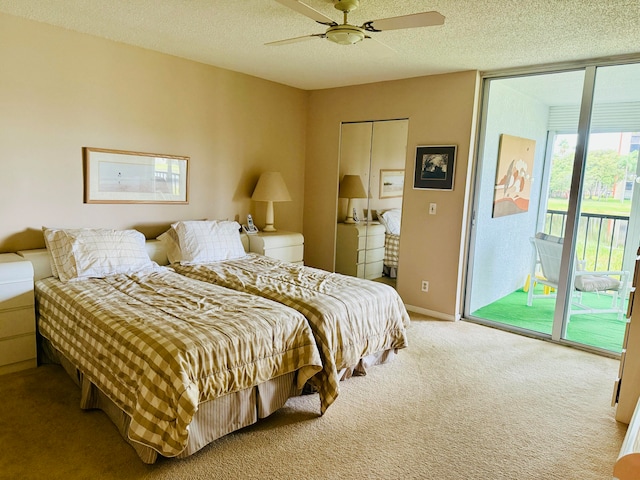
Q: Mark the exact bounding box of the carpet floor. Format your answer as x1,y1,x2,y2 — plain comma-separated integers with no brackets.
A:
0,315,627,480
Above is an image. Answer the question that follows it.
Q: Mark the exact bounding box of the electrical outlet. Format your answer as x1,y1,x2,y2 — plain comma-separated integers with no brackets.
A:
421,280,429,292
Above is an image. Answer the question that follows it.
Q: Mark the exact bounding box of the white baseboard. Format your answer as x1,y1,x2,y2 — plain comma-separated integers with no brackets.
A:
404,304,458,322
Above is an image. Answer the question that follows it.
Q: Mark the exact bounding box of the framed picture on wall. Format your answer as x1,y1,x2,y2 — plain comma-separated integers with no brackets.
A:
492,134,536,218
379,169,404,198
83,147,189,204
413,145,456,191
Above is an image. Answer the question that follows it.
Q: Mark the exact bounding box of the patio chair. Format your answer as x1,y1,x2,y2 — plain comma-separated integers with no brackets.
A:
526,232,629,320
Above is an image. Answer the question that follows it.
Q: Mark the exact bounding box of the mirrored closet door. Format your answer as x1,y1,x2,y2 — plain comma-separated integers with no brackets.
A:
335,119,408,286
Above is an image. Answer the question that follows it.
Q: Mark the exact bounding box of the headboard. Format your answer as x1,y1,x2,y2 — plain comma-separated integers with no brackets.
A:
17,233,250,281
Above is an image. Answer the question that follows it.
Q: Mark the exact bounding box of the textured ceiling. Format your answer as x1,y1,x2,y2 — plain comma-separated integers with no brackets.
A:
0,0,639,91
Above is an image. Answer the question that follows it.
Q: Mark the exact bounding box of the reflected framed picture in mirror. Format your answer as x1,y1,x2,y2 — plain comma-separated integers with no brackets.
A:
379,169,404,199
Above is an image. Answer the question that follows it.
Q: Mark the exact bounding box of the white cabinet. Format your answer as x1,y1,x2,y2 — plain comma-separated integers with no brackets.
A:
335,222,385,279
0,253,36,375
248,231,304,265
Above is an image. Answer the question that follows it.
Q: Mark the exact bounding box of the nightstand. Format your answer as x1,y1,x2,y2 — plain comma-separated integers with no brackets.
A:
335,222,385,279
248,231,304,265
0,253,36,375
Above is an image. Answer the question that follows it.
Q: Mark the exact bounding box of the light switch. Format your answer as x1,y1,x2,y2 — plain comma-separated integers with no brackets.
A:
429,203,437,215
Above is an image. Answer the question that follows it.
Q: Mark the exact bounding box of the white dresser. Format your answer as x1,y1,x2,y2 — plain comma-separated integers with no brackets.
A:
0,253,36,375
335,222,385,279
248,231,304,265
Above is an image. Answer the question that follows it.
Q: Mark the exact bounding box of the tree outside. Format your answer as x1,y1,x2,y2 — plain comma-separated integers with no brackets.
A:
545,132,640,272
548,132,639,213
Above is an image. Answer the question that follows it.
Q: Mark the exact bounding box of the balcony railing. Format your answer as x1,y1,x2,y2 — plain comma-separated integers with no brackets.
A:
545,209,629,271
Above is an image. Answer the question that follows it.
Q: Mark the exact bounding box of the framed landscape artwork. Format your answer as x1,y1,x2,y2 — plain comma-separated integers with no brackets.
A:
379,169,404,198
83,147,189,204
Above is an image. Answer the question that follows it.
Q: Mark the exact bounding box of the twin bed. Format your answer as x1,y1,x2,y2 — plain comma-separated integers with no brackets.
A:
19,221,409,463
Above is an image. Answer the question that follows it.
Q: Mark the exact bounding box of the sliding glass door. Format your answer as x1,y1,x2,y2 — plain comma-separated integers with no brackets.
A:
466,61,640,354
564,63,640,350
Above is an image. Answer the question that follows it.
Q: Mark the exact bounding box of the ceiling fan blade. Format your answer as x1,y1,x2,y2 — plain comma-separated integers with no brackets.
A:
364,35,396,54
363,11,445,32
274,0,337,26
265,34,325,46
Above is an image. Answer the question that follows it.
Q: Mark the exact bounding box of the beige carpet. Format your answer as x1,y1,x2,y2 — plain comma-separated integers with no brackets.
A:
0,316,627,480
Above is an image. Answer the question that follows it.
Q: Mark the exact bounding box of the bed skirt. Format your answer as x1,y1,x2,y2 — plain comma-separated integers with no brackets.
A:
41,338,301,463
41,339,396,462
338,349,396,380
383,265,398,279
383,233,400,279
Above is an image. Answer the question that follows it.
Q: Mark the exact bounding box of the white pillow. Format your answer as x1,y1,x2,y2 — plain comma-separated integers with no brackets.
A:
42,227,76,280
376,214,389,233
172,220,246,264
44,228,158,282
157,228,183,264
380,209,402,235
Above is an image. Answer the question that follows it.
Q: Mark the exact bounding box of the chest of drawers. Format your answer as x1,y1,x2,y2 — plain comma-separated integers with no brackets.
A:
0,253,36,375
248,231,304,265
335,222,385,279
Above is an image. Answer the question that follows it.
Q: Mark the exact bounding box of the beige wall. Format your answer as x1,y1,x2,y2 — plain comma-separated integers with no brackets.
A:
304,72,480,319
1,13,481,319
0,13,308,252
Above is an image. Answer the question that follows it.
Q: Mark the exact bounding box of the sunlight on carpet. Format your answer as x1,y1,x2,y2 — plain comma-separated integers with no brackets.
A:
471,287,626,353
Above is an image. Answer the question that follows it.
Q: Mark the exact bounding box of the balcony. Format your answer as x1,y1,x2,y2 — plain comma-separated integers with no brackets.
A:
470,209,632,353
545,209,629,272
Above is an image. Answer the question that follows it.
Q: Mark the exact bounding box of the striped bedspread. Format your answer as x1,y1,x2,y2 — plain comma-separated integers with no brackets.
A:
384,233,400,269
36,268,322,457
174,254,410,414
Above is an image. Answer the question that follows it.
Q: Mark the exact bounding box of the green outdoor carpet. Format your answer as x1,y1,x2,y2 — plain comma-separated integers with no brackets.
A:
471,287,626,353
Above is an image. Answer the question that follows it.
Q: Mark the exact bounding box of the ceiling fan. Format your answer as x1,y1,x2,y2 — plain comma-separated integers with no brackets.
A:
267,0,445,47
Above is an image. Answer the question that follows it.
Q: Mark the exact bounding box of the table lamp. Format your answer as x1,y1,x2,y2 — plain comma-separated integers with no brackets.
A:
251,172,291,232
339,174,367,224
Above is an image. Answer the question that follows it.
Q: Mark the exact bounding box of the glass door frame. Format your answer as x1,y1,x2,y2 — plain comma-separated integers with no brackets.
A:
550,66,596,342
465,57,640,356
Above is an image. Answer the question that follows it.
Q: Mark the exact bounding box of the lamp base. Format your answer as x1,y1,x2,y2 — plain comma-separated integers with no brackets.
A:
263,201,276,232
345,198,359,224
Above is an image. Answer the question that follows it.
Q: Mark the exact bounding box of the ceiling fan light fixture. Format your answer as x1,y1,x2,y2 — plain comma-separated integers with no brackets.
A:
270,1,444,50
326,25,365,45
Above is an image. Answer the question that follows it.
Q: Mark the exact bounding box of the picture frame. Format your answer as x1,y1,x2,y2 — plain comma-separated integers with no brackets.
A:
83,147,189,204
379,169,405,199
492,134,536,218
413,145,457,191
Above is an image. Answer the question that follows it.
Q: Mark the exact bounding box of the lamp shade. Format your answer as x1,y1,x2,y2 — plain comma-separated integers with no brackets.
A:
339,174,367,224
251,172,292,202
339,174,367,199
251,172,291,232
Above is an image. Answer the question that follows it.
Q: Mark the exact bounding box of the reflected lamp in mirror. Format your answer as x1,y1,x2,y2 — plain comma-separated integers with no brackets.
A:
251,171,291,232
339,174,367,224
